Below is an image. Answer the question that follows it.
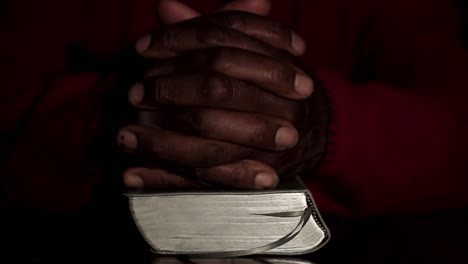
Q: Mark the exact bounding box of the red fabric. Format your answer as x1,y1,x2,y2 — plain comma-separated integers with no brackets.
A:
1,0,467,216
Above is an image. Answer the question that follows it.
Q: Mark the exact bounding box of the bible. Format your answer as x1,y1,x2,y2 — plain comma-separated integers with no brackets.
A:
127,178,329,257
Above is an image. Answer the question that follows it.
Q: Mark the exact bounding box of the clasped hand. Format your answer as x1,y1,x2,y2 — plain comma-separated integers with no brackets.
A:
117,1,324,190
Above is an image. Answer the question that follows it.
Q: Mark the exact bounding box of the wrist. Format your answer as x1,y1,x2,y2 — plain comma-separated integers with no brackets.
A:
304,78,330,170
292,64,330,177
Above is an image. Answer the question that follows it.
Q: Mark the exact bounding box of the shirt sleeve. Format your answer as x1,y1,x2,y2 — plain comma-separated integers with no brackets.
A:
302,0,468,216
0,0,153,210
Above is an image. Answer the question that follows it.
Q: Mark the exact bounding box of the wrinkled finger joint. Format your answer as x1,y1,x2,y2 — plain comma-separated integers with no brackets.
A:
200,75,234,103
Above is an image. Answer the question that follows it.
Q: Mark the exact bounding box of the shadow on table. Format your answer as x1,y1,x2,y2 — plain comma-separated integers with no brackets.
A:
309,209,468,264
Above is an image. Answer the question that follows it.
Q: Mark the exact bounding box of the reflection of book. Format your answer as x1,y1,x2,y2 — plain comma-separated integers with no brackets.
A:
127,178,329,257
152,257,316,264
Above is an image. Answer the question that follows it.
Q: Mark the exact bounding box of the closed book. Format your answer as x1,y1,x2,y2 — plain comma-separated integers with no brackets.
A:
127,178,329,257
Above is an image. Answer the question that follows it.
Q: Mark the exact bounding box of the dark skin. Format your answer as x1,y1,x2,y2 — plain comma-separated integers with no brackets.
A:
117,0,328,190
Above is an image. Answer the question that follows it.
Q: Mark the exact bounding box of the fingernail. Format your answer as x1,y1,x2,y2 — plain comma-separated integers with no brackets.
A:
128,83,144,105
275,127,299,149
255,172,279,189
291,32,306,55
294,74,314,97
117,130,137,151
124,173,144,188
135,34,151,54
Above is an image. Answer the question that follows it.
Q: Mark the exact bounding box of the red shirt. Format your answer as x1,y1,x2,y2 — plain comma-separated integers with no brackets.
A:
2,0,468,217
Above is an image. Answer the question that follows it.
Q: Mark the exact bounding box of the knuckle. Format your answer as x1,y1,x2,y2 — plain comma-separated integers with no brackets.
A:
265,22,290,44
152,78,173,103
219,10,248,31
160,28,180,48
199,24,228,46
248,119,272,146
209,48,233,73
158,173,171,188
200,75,234,103
228,162,251,187
179,176,194,187
200,142,249,166
179,110,205,133
263,64,294,84
188,49,214,67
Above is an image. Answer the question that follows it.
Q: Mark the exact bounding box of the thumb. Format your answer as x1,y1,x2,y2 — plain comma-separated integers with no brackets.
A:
157,0,200,24
157,0,271,24
219,0,271,16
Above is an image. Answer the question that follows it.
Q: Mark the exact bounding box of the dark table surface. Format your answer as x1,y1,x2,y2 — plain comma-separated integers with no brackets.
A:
3,197,468,263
